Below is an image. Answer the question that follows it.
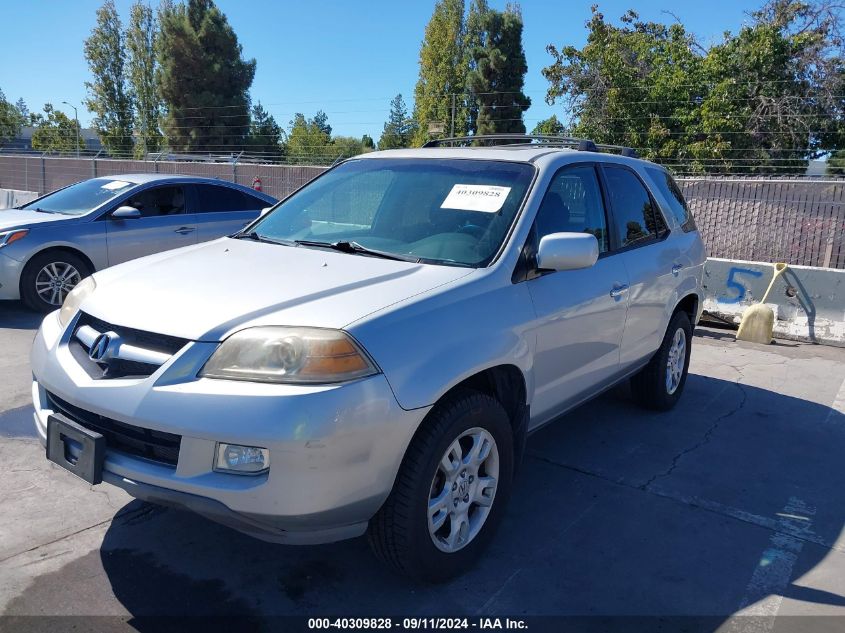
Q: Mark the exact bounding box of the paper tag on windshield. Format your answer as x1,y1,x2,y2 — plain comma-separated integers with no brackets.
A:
101,180,131,190
441,184,511,213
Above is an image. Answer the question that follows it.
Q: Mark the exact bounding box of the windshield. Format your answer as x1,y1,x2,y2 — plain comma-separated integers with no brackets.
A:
20,178,137,215
250,158,535,267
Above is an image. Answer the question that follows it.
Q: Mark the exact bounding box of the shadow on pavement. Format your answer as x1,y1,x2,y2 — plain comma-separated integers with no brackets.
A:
0,301,42,330
5,373,845,626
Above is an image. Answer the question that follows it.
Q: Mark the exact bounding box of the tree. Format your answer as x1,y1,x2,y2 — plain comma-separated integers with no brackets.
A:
541,1,845,174
286,112,332,165
412,0,468,144
466,6,531,135
463,0,490,134
312,110,332,137
332,136,373,160
14,99,29,122
126,0,164,156
84,0,135,156
30,104,86,154
247,102,284,160
827,150,845,175
361,134,375,150
157,0,256,152
0,89,25,144
531,115,565,136
378,93,416,149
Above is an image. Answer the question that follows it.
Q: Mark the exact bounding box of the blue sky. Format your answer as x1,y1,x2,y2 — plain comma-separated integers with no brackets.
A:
0,1,757,139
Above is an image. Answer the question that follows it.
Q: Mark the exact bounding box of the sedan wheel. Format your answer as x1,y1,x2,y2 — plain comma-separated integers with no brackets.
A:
35,261,82,307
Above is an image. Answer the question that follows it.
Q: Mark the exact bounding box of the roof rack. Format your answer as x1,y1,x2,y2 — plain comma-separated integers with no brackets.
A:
422,134,639,158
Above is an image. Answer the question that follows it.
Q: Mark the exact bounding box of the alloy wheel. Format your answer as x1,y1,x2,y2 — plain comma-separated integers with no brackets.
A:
35,262,81,306
666,327,687,395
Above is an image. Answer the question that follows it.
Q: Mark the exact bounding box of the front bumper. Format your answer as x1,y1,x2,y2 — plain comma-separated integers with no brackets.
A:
0,251,24,300
31,311,429,544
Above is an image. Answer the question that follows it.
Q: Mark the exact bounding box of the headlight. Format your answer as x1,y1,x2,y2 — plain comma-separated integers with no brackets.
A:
200,326,378,384
0,229,28,249
58,276,96,326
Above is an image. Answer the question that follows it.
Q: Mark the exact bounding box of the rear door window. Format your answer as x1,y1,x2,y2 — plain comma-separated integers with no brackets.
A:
196,184,267,212
602,165,667,249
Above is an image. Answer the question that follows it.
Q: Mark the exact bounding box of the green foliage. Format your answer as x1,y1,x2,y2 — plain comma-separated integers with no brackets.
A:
412,0,468,145
531,115,565,136
286,112,332,165
84,0,134,156
0,89,26,144
332,135,374,160
247,102,284,160
362,134,375,150
466,6,531,135
378,93,416,149
828,150,845,175
30,104,86,154
126,0,164,157
542,1,845,174
157,0,256,152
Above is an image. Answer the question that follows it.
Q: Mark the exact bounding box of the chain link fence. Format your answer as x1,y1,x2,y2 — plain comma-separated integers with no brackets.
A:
2,154,844,269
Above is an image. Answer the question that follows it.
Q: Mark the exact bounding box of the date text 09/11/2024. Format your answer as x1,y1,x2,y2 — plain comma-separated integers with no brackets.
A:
306,617,529,630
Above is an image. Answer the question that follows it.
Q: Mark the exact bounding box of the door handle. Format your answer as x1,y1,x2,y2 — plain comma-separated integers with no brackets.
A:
610,284,629,298
671,264,683,275
174,226,195,235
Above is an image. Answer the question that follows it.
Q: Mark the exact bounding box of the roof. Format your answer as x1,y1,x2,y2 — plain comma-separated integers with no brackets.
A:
356,146,653,170
98,173,276,200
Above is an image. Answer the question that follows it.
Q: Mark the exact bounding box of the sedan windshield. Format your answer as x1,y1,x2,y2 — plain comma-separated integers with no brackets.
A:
20,178,137,215
250,158,535,267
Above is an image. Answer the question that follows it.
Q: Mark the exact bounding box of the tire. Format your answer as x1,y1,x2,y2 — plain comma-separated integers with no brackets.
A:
631,310,693,411
20,251,92,313
368,389,514,582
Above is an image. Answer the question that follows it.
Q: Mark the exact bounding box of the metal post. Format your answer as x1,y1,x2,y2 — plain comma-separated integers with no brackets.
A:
40,151,47,195
232,151,243,184
450,94,456,137
62,101,80,158
92,149,102,178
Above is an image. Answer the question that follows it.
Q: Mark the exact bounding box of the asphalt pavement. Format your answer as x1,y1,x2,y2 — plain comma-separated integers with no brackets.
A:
2,300,845,630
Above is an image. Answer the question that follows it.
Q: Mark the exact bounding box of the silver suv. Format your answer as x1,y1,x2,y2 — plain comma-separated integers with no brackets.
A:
31,136,705,581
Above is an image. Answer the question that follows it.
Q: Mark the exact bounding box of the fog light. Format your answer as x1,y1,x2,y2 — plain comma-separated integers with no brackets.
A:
214,443,270,474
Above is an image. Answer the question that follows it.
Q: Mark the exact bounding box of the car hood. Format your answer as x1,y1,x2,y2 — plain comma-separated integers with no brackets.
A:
83,237,475,341
0,209,75,230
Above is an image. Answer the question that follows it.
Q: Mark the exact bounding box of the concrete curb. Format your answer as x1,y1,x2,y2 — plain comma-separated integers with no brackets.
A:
703,258,845,347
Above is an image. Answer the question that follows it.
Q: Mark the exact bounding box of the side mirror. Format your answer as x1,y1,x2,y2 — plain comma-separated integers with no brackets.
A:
536,232,599,272
260,206,273,217
112,206,141,219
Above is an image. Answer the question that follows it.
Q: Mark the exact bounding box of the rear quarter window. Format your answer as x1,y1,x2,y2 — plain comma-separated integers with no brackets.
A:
645,167,697,232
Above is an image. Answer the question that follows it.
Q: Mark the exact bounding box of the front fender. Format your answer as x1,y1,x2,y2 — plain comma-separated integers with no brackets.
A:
348,279,535,411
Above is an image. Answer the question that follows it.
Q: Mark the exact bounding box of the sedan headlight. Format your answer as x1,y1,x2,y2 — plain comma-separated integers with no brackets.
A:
200,326,378,384
0,229,28,249
58,276,96,326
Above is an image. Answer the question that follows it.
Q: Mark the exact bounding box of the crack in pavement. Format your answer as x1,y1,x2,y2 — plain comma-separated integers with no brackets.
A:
639,376,749,492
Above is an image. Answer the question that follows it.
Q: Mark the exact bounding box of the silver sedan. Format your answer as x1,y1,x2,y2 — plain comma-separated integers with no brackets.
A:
0,174,277,311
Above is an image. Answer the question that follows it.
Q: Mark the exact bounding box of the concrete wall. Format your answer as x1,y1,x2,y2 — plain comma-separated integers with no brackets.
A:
0,188,38,210
703,257,845,346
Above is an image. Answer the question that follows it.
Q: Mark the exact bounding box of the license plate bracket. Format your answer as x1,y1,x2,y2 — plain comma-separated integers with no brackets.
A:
46,413,105,485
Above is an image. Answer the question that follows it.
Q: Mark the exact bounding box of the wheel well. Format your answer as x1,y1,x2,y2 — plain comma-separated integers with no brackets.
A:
20,247,96,292
675,293,699,324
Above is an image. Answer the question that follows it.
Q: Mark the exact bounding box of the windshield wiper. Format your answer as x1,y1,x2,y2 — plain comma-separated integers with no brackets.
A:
294,239,420,263
234,231,294,246
32,207,56,214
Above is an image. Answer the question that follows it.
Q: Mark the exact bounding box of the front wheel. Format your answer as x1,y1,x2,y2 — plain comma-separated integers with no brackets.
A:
20,251,92,313
368,389,514,581
631,310,693,411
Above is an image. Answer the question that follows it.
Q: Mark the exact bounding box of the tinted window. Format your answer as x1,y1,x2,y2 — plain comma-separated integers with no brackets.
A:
535,165,608,253
252,158,535,267
21,178,136,216
603,166,666,248
123,186,185,218
196,185,266,212
645,167,696,231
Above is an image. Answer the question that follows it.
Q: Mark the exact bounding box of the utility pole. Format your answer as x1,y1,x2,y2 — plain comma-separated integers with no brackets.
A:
450,94,456,137
61,101,80,158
